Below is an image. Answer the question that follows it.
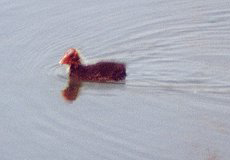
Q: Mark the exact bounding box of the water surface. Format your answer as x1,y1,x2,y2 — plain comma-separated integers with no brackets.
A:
1,0,230,159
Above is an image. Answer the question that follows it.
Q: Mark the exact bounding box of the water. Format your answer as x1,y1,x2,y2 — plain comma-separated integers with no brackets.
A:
1,0,230,159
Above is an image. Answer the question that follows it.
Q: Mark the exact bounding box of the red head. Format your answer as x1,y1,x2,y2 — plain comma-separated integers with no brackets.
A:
59,48,81,65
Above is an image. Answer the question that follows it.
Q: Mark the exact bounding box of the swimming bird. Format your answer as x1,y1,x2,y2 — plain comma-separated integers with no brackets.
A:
59,48,126,82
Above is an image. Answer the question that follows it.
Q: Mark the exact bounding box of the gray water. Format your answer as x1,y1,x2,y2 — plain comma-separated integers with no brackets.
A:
1,0,230,159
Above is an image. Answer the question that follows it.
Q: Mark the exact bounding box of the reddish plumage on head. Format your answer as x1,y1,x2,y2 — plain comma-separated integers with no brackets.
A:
59,48,81,65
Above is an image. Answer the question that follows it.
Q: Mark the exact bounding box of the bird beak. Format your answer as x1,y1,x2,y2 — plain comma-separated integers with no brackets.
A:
59,59,63,65
59,59,64,65
59,54,68,65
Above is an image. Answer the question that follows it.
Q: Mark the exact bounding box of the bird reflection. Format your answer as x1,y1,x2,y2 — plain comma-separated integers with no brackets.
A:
61,77,82,102
60,48,127,102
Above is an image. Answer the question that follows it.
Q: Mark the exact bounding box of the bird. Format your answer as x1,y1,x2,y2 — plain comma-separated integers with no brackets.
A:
59,48,126,82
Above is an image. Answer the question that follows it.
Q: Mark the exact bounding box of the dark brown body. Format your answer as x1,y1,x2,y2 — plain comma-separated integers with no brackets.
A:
70,62,126,82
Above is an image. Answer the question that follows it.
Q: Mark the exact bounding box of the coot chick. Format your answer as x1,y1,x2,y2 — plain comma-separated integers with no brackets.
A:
59,48,126,82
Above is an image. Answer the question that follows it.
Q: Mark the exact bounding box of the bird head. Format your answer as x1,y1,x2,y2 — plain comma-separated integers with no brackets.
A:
59,48,81,65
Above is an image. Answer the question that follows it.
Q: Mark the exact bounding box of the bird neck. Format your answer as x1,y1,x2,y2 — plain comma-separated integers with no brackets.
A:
69,64,79,78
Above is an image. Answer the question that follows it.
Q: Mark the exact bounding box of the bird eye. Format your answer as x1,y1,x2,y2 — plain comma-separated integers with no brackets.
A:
72,57,79,61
